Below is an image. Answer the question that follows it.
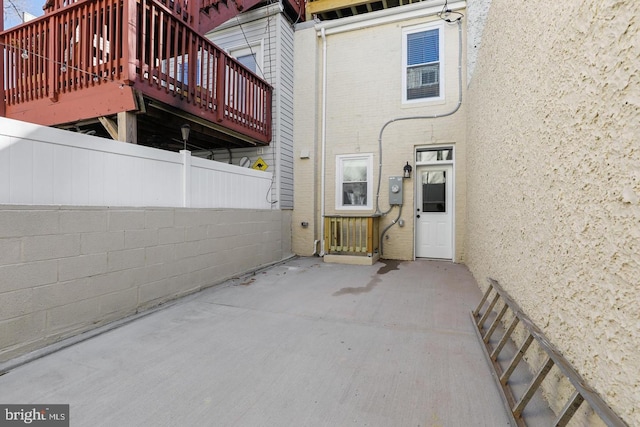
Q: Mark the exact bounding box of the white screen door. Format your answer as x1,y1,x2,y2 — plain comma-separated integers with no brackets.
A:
415,164,453,259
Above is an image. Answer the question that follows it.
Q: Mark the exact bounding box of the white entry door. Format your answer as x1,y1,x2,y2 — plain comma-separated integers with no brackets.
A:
415,165,453,259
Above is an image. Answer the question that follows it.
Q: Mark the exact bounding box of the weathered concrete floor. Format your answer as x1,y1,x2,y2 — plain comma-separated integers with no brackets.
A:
0,257,510,426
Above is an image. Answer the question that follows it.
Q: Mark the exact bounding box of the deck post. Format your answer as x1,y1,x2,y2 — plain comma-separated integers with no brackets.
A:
181,149,192,207
117,111,138,143
124,0,138,84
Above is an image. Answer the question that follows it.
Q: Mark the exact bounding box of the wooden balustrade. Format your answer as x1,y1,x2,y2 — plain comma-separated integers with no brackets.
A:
324,215,380,257
0,0,272,143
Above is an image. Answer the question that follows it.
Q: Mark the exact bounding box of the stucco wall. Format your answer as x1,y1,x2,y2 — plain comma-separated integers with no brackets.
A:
293,3,468,261
0,206,292,363
465,1,639,424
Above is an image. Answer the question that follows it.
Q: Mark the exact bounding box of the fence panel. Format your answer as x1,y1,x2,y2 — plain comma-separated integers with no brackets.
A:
0,118,272,209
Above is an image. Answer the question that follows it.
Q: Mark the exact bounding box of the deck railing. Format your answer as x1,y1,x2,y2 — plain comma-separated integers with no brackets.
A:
0,0,272,142
324,215,380,257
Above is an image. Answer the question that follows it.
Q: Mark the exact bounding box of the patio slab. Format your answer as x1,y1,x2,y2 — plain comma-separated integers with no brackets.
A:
0,257,510,426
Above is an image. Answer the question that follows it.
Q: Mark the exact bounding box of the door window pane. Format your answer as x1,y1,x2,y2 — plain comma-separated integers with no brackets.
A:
422,171,446,212
416,149,452,163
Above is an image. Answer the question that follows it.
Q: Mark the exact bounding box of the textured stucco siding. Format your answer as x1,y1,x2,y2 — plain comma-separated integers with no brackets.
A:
293,6,468,261
465,1,639,424
0,206,292,363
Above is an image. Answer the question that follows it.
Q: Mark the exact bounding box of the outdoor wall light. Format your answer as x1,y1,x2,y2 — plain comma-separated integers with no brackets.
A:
181,124,191,151
403,161,412,179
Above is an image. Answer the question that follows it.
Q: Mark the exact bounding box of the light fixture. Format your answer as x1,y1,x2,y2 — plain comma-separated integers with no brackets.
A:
403,161,412,179
180,124,191,151
21,50,28,60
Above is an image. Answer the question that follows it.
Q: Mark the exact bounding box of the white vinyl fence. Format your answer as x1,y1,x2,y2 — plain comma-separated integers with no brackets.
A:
0,117,272,209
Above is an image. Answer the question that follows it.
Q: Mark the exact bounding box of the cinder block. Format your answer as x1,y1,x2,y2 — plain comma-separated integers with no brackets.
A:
58,253,108,282
23,234,81,261
158,227,185,245
108,248,146,272
89,268,146,295
145,245,176,265
0,260,58,292
108,210,145,231
59,209,107,233
0,288,34,321
99,288,138,316
138,279,172,305
36,278,93,310
81,231,125,254
185,225,208,242
174,241,203,259
0,210,59,238
0,239,21,265
0,311,46,349
46,298,100,332
124,229,158,249
145,209,175,229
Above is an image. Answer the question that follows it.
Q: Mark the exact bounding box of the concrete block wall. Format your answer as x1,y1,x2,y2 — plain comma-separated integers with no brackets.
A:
0,206,292,363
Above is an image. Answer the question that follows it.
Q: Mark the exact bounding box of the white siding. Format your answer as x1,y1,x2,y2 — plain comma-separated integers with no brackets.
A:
206,6,295,209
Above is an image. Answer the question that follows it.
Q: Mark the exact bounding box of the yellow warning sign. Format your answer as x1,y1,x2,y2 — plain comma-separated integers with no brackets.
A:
252,157,268,171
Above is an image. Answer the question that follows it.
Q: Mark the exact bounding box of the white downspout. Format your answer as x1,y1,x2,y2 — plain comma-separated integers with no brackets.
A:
319,28,327,256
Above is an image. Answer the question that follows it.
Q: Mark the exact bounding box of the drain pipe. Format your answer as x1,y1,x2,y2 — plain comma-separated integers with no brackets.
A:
319,28,328,256
374,18,463,216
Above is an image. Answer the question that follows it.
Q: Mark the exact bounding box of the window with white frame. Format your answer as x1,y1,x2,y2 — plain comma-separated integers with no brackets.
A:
336,154,373,210
229,43,263,78
402,23,444,102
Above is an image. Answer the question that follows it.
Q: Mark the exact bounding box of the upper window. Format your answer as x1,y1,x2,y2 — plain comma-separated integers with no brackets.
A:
402,23,444,103
336,154,373,210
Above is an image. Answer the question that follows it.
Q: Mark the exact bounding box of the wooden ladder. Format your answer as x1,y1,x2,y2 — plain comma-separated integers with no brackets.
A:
471,278,628,427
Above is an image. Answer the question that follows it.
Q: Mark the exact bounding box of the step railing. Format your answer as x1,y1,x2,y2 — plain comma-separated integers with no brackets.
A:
471,278,628,427
324,215,379,257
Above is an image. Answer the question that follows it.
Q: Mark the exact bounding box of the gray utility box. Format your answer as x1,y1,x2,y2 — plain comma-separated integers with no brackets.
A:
389,176,404,205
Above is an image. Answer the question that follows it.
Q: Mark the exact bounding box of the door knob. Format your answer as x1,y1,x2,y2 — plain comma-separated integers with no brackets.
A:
416,214,420,218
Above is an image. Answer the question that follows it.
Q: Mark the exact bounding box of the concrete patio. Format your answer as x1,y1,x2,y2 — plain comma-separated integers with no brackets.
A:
0,257,509,426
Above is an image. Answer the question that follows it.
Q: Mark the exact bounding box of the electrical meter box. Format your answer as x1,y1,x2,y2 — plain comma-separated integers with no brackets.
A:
389,176,404,205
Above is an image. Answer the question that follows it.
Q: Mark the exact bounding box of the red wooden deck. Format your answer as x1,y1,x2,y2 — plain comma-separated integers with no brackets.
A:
0,0,303,145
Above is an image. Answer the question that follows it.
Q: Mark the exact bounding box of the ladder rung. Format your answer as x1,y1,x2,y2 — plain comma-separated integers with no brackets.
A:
477,292,501,329
500,334,534,385
473,284,493,317
483,302,509,343
554,390,585,427
491,316,520,361
513,357,555,418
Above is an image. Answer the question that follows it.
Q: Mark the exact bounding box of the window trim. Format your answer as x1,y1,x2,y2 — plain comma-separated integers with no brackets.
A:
402,22,445,104
228,41,264,78
335,153,374,211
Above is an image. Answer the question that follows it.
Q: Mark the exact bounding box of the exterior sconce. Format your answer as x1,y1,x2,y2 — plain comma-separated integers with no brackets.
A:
181,124,191,151
403,161,412,179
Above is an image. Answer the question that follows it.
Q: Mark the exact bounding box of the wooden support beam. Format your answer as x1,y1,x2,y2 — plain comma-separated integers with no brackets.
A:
117,111,138,143
98,117,120,140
